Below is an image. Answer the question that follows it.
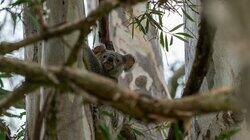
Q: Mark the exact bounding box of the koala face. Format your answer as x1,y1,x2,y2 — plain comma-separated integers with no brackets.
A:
93,44,135,78
99,50,124,73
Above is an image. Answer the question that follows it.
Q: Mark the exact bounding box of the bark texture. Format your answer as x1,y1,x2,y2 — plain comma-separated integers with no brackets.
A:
110,3,171,140
24,1,42,139
184,0,248,139
25,0,94,139
42,0,93,139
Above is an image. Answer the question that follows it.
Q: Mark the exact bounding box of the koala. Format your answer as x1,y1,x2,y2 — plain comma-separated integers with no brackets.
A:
82,43,135,139
93,44,135,80
83,43,135,81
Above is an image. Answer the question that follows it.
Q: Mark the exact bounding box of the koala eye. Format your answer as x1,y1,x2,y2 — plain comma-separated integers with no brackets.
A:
116,58,120,63
102,55,107,58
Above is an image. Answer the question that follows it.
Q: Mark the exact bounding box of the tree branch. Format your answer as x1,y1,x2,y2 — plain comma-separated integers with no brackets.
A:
0,0,148,55
168,65,185,98
168,1,217,139
0,56,239,122
0,82,39,114
182,0,216,97
64,30,85,66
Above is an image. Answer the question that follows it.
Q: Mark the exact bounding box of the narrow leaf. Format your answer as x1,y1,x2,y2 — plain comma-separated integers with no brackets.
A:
173,34,188,43
145,18,149,33
175,32,193,38
150,10,164,15
160,31,164,47
169,23,184,32
132,128,144,137
165,35,169,51
170,36,173,46
135,18,146,34
146,14,162,30
10,12,17,34
182,8,195,22
0,80,3,87
11,0,30,6
158,14,163,26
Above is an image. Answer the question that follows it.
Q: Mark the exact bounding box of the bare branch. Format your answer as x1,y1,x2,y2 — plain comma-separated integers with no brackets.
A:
0,56,240,122
0,82,39,114
64,30,85,66
168,65,185,98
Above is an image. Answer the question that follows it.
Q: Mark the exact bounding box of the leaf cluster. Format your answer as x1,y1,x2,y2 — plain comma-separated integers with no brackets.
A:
128,1,195,52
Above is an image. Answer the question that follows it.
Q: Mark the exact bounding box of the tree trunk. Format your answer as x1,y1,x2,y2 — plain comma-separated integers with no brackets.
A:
24,1,42,139
109,3,171,140
25,0,94,139
184,0,248,139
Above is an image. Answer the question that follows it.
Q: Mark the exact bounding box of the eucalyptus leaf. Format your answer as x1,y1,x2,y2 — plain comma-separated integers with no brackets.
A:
11,0,30,6
182,8,195,22
165,35,169,51
170,36,173,46
145,18,149,33
173,34,188,43
175,32,193,38
10,12,17,34
146,14,162,30
160,31,164,47
169,23,184,32
132,128,144,137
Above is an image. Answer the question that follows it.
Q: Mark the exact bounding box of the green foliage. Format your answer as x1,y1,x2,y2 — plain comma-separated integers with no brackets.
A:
173,123,183,140
10,0,31,7
128,2,194,52
99,123,111,140
182,8,195,22
0,73,11,95
13,123,26,140
131,127,144,137
0,131,6,140
27,12,40,29
216,129,240,140
0,119,10,140
0,73,25,139
0,0,47,33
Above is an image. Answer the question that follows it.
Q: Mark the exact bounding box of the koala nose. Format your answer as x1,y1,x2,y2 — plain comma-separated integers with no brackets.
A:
107,57,113,62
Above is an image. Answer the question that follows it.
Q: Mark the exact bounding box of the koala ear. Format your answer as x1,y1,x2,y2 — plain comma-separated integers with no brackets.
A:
123,54,135,71
93,43,106,54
